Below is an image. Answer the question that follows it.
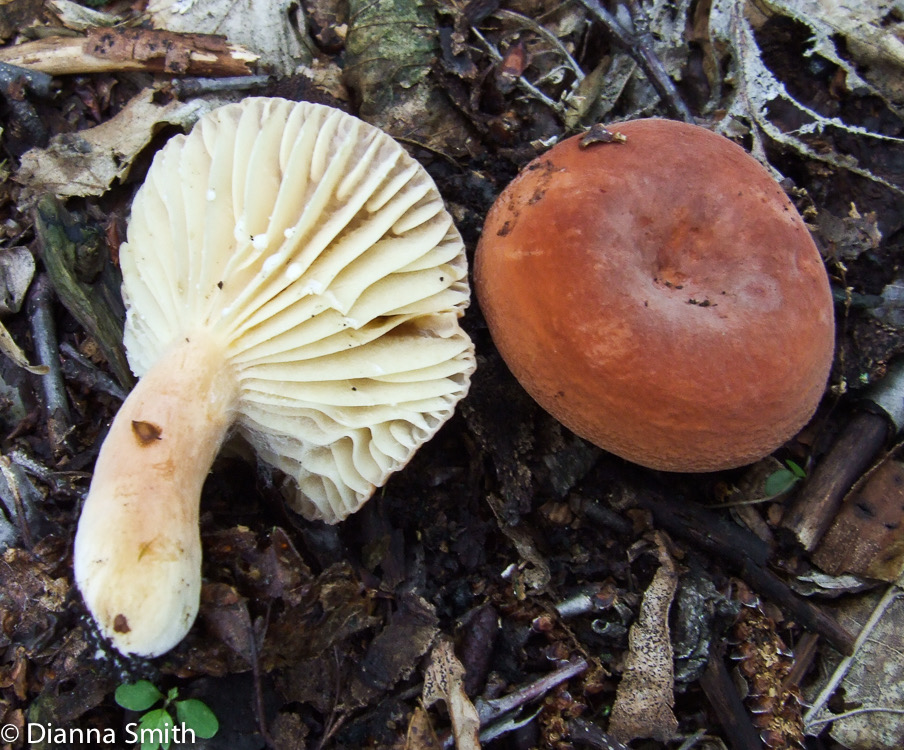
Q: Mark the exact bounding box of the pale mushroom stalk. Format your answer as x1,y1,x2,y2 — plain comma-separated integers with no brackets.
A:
74,334,237,656
73,98,475,657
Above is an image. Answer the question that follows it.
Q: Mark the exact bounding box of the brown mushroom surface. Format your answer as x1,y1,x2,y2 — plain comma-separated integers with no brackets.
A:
475,118,834,472
75,98,475,656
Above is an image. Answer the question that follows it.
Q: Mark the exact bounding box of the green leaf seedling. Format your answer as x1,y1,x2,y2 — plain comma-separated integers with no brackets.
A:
764,459,807,498
114,680,218,750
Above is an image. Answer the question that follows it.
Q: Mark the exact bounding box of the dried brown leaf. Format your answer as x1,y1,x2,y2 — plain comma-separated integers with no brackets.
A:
406,705,442,750
355,593,439,694
607,538,679,743
16,88,230,202
423,639,481,750
807,583,904,749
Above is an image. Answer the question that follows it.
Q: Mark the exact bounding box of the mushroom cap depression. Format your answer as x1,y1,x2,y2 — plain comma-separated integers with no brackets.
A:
474,118,834,472
124,98,475,520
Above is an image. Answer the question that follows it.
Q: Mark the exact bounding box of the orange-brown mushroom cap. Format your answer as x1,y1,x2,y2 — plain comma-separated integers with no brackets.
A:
475,119,835,472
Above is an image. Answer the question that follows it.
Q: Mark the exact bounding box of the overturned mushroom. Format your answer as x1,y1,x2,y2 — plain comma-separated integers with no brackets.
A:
74,98,475,656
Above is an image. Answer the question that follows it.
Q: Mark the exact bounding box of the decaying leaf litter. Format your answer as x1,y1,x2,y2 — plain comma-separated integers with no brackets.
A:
0,0,903,748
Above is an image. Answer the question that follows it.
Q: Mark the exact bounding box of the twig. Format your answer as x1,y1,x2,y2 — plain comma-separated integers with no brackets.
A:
785,631,820,692
475,657,588,724
0,61,53,96
575,0,693,121
440,658,590,749
0,456,35,549
807,706,904,729
0,62,50,147
676,729,707,750
470,26,565,114
624,492,856,654
0,29,258,76
699,646,761,750
60,342,127,402
315,645,349,750
27,274,72,455
6,446,90,495
492,9,585,82
803,582,903,732
249,605,276,749
168,75,271,98
781,410,891,551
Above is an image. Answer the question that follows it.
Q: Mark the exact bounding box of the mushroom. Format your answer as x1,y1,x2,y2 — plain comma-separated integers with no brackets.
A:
74,97,475,656
474,118,834,472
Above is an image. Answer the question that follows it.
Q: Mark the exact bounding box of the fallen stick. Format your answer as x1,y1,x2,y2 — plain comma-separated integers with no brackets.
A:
0,28,258,76
622,492,855,655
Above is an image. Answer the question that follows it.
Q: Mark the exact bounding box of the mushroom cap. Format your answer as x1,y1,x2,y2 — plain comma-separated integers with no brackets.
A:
122,97,475,521
474,118,835,472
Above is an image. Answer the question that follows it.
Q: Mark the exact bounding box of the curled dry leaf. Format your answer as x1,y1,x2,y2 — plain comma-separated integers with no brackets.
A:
0,321,47,375
16,88,230,202
709,0,904,194
761,0,904,115
423,639,481,750
354,593,439,696
607,536,680,743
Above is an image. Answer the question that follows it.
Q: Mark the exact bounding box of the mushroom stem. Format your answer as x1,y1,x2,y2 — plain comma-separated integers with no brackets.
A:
74,333,238,656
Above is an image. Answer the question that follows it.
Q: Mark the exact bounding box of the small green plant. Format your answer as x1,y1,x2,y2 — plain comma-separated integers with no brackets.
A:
764,459,807,497
115,680,218,750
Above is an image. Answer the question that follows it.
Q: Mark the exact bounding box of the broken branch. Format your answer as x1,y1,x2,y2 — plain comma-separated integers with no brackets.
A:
0,28,258,76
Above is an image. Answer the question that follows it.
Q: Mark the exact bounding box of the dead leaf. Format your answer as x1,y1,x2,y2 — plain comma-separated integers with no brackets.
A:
709,0,904,194
16,88,230,202
262,562,379,666
206,525,313,607
0,246,35,315
814,457,904,582
485,493,550,593
48,0,121,32
0,543,70,649
344,0,475,156
423,639,481,750
762,0,904,115
607,536,680,743
148,0,312,77
806,583,904,749
199,582,256,664
406,706,442,750
0,0,43,42
0,320,47,375
354,593,439,695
